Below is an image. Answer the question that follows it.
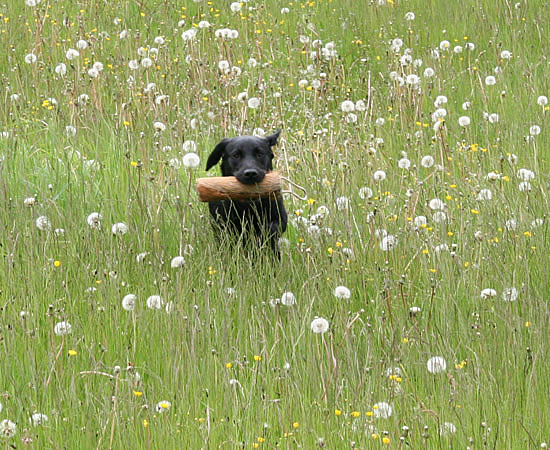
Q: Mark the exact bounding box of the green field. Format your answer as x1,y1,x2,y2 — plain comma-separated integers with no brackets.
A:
1,0,549,447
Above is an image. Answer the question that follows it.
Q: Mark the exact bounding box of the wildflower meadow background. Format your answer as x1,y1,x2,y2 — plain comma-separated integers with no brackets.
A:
1,0,549,447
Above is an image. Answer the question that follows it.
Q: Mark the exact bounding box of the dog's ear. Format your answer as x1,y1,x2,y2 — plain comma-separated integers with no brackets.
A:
265,129,281,147
206,139,229,171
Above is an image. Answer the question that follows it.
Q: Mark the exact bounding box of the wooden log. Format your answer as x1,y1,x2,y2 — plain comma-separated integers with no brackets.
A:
196,171,282,202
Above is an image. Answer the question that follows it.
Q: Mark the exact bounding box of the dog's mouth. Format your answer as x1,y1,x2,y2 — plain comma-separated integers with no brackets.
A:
236,169,266,185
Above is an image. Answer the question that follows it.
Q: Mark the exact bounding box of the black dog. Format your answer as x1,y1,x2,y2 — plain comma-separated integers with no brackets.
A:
205,130,287,256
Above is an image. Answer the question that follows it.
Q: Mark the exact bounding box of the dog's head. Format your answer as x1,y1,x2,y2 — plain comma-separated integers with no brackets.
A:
205,130,281,184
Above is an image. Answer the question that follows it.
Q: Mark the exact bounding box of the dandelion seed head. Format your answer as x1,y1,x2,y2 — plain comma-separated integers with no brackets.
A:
36,215,51,231
0,419,16,438
480,288,497,299
54,321,72,336
502,287,519,302
537,95,548,106
334,286,351,299
310,317,329,334
30,413,48,427
359,187,373,199
182,152,201,168
485,75,496,86
373,402,393,418
281,291,296,306
111,222,128,235
122,294,137,311
380,235,397,251
146,295,163,310
341,100,355,112
427,356,447,374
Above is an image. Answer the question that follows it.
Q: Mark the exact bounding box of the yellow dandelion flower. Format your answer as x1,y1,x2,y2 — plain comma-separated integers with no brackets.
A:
382,437,391,445
334,409,342,416
53,260,61,267
351,411,360,418
254,355,262,362
225,362,233,369
292,422,299,429
133,390,143,397
68,349,77,356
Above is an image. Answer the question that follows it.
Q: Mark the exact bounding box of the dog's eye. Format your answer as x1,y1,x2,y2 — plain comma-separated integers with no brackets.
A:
254,149,264,157
232,152,241,159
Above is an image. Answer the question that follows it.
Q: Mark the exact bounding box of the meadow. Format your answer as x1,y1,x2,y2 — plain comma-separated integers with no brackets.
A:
0,0,549,447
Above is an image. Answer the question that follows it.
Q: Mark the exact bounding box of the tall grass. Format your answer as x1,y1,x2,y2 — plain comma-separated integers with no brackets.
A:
0,0,549,447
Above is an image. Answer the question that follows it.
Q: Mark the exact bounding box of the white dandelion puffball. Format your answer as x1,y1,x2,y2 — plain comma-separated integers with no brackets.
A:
427,356,447,374
414,216,427,227
355,100,367,111
198,20,210,29
529,125,541,136
398,158,411,169
519,182,532,192
36,215,51,231
421,155,435,168
502,287,519,302
458,116,471,127
171,256,185,268
182,140,197,152
30,413,48,427
87,212,102,229
477,188,492,201
405,11,415,20
112,222,128,235
480,288,497,299
25,53,37,64
141,57,153,68
373,170,386,181
230,2,242,12
373,402,393,419
76,39,88,50
146,295,163,310
281,291,296,306
359,187,373,199
537,95,548,106
155,400,172,413
247,97,261,109
334,286,351,299
182,152,201,169
310,317,329,334
429,198,445,210
441,422,457,435
432,211,447,223
122,294,137,311
424,67,435,78
340,100,355,112
55,63,67,75
505,218,517,231
380,235,398,251
485,75,496,85
153,121,166,132
65,48,80,60
0,419,16,438
500,50,512,60
335,196,350,211
517,169,535,181
24,197,36,207
128,59,139,70
54,321,72,336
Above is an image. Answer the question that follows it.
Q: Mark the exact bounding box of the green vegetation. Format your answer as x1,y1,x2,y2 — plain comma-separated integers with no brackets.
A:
1,0,549,447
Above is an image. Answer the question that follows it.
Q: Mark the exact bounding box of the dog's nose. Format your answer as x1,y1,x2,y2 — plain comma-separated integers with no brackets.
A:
243,169,259,180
